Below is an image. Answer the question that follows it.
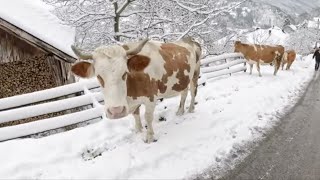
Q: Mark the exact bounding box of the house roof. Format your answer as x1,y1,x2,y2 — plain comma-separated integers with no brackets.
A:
0,0,76,62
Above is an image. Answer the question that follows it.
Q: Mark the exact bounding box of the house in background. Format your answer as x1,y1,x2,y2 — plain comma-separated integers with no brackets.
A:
0,0,76,98
308,17,320,29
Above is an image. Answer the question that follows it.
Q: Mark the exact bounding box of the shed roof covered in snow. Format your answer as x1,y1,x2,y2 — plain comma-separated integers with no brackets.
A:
0,0,76,62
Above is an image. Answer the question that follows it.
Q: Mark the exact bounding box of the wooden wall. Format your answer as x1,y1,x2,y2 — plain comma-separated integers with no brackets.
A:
0,27,74,98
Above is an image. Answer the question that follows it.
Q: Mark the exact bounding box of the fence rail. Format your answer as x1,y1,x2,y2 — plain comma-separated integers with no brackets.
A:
0,80,100,111
0,53,247,142
200,52,246,81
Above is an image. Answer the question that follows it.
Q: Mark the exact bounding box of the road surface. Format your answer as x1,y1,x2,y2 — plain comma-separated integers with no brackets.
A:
222,71,320,180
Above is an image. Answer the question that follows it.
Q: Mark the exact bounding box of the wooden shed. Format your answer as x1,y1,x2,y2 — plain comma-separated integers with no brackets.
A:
0,0,77,98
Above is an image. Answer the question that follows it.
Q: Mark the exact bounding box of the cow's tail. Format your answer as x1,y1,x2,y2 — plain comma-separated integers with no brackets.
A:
194,41,202,64
193,42,201,97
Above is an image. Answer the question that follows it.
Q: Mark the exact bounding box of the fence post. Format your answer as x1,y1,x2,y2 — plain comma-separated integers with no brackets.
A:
243,57,247,72
225,58,231,76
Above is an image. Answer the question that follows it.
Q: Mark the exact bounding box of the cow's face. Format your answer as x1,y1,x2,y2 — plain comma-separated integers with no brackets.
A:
70,39,148,119
234,41,242,53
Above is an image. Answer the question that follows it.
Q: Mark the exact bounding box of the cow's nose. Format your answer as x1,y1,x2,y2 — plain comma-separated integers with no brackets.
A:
108,106,125,115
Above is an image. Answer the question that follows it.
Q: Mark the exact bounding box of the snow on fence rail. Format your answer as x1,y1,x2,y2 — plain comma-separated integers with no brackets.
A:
0,79,104,142
0,52,247,142
201,52,244,65
0,80,100,111
0,106,104,142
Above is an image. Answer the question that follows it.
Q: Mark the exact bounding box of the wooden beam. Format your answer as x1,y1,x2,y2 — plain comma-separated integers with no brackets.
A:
0,18,76,63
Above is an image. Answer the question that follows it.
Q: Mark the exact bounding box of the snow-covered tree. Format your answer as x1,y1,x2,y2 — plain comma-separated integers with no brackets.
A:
286,27,320,55
44,0,247,55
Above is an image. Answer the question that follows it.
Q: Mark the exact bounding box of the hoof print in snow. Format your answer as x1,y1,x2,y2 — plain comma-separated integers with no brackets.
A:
232,135,236,139
144,139,158,143
215,157,221,162
202,82,206,86
164,106,167,109
205,96,215,101
159,116,166,121
82,148,103,161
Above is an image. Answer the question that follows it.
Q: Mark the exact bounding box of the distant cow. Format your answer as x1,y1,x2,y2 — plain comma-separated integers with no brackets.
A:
70,37,201,143
281,50,296,70
234,41,284,76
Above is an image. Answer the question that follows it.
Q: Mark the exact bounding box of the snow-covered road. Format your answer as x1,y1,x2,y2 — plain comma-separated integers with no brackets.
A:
0,55,315,179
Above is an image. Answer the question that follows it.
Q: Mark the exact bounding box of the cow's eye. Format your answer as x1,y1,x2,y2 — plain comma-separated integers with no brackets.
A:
122,72,127,81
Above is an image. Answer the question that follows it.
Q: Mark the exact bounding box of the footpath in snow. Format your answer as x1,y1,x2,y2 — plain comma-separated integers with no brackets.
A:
0,55,315,179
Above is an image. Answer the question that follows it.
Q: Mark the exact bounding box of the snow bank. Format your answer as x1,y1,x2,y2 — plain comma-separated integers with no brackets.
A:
0,55,315,179
0,0,76,57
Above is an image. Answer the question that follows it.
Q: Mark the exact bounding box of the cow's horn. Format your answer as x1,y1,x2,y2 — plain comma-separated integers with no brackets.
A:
126,38,149,56
71,45,93,60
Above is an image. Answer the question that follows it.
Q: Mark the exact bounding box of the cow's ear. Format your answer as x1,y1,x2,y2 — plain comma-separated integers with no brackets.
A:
71,61,95,78
127,55,150,72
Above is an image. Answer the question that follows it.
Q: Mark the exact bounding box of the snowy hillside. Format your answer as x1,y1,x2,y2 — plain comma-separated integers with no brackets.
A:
254,0,320,16
216,0,320,37
0,55,315,179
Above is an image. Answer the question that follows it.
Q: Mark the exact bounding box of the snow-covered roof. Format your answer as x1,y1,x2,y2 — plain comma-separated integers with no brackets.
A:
288,25,297,31
245,27,288,45
0,0,76,58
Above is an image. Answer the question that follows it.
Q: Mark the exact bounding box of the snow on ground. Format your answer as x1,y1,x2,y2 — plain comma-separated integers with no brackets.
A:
0,55,315,179
0,0,76,57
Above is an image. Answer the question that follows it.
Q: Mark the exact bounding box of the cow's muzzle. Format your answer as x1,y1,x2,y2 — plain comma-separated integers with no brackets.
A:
106,106,127,119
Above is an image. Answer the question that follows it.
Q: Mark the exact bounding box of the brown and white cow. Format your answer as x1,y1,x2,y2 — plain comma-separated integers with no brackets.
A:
234,41,284,76
281,50,296,70
70,37,201,143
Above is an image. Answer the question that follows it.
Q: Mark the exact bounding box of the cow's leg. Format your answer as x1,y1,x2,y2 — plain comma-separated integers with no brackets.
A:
249,64,253,75
145,102,156,143
256,63,262,77
281,61,285,70
274,59,280,75
133,105,143,133
273,63,278,75
189,68,200,113
286,61,292,70
176,89,188,116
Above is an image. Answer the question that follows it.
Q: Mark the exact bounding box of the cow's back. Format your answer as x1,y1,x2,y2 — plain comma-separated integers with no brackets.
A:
124,40,198,102
257,45,284,63
235,42,284,63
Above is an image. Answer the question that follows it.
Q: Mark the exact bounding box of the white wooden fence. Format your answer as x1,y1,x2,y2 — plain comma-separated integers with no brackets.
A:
0,53,246,141
0,80,104,141
200,52,246,80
